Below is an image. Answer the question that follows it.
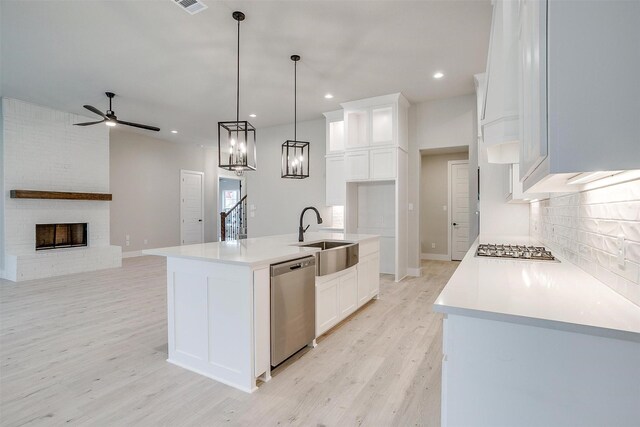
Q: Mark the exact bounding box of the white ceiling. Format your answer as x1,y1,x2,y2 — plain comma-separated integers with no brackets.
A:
0,0,491,146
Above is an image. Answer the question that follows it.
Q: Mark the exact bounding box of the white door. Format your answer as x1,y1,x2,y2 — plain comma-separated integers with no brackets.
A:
180,170,204,245
450,162,470,261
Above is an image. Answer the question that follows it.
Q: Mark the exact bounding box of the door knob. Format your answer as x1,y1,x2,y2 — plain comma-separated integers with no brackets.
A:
198,219,203,222
452,222,458,226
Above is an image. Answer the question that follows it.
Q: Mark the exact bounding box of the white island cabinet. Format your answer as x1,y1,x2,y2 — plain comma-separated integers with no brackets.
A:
144,232,379,393
434,237,640,427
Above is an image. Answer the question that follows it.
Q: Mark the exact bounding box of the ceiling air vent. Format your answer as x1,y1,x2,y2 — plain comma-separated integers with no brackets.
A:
173,0,207,15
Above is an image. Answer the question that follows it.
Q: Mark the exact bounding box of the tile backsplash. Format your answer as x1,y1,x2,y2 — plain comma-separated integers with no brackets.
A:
530,178,640,306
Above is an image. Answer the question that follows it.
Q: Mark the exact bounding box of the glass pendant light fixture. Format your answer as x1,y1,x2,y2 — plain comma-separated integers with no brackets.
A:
218,11,256,176
281,55,310,179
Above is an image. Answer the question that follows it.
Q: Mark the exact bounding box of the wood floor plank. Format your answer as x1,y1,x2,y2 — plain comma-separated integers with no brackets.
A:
0,256,458,426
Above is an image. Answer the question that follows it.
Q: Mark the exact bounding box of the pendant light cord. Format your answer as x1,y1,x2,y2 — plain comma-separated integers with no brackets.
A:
236,18,240,124
294,59,297,141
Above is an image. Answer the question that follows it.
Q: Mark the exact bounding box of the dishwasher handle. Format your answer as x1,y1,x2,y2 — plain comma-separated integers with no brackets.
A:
271,256,316,277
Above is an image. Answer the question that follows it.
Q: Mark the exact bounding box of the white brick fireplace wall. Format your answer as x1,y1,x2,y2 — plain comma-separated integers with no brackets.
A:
2,98,121,281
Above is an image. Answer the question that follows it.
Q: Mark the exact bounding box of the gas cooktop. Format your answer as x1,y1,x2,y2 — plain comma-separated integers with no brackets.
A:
475,243,558,262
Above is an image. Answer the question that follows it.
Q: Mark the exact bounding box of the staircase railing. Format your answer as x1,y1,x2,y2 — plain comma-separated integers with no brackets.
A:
220,195,247,241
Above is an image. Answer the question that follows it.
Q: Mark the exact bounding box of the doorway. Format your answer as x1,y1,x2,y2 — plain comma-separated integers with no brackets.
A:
218,177,243,239
419,147,470,262
180,170,204,245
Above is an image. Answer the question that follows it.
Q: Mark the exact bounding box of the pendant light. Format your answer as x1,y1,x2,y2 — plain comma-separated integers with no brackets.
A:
218,11,256,176
281,55,310,179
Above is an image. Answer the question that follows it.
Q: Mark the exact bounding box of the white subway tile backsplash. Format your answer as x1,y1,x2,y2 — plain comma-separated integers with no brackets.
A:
531,177,640,306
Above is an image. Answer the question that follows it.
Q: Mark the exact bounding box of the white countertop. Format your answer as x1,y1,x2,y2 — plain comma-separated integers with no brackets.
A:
143,232,378,268
433,235,640,342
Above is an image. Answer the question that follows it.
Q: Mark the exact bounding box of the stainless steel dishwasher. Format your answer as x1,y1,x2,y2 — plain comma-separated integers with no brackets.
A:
270,256,316,366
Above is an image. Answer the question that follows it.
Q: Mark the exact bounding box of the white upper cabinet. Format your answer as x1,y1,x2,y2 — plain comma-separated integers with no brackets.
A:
481,0,520,164
519,0,640,192
345,150,370,181
341,93,409,152
371,106,393,146
323,110,345,154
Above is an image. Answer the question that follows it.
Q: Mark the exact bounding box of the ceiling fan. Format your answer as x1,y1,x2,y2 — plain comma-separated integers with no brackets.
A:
74,92,160,131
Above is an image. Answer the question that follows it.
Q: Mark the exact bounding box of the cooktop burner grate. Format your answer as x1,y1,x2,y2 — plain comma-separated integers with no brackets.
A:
475,243,558,262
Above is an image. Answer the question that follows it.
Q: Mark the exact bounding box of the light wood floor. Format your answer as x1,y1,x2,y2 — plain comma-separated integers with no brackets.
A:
0,257,459,426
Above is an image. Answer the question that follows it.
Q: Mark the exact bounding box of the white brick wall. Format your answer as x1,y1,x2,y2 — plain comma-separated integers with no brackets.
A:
530,179,640,306
2,98,121,281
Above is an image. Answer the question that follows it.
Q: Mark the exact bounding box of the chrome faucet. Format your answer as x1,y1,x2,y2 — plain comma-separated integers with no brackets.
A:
298,206,323,242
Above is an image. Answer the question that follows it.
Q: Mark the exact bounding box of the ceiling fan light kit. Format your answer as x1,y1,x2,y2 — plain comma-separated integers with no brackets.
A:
282,54,310,179
74,91,160,131
218,11,257,176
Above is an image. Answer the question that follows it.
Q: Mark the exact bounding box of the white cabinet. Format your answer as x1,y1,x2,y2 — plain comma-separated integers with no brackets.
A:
369,148,396,180
371,106,393,146
345,110,369,149
345,150,369,181
316,277,340,336
325,155,346,206
358,253,380,306
505,163,548,203
316,243,381,337
481,0,520,164
323,110,345,154
338,270,357,318
518,0,640,192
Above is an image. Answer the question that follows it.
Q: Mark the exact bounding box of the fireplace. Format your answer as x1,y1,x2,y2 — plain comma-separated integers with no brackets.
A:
35,223,88,250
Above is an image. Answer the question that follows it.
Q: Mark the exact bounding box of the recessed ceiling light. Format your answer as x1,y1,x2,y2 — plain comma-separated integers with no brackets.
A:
249,114,256,118
171,130,178,134
324,93,334,99
433,72,444,79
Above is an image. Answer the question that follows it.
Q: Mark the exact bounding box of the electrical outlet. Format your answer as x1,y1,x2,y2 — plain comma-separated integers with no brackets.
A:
408,203,414,211
442,205,447,211
125,241,130,247
617,235,625,267
125,234,130,241
431,243,436,249
144,239,148,245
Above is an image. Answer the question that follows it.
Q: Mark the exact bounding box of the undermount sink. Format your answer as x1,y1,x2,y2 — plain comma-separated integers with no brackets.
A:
298,240,359,276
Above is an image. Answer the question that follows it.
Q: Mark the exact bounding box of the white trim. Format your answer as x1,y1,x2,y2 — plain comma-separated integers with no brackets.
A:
122,250,144,259
421,253,450,261
407,267,422,277
447,160,468,262
180,169,205,245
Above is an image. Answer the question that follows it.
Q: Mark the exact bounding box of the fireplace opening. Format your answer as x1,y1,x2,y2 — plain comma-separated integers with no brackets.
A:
36,223,88,251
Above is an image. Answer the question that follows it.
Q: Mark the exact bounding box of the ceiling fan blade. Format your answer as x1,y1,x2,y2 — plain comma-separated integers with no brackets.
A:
74,119,105,126
83,105,107,118
117,120,160,132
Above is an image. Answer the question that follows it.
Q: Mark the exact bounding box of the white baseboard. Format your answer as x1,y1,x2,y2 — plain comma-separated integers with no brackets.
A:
407,267,422,277
122,250,145,259
421,253,450,261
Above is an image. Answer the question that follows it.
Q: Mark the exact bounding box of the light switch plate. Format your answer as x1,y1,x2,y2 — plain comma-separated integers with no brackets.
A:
442,205,447,211
408,203,414,211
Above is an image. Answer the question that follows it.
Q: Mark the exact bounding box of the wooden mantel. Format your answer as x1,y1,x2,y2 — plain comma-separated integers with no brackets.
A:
10,190,112,201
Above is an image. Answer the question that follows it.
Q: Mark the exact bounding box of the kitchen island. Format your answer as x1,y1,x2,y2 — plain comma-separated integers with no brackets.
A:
144,232,380,392
433,236,640,427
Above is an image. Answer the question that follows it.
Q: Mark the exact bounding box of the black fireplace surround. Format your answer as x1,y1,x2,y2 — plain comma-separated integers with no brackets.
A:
35,223,87,251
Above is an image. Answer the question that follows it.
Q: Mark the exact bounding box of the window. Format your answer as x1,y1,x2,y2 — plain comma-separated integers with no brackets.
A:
223,190,239,210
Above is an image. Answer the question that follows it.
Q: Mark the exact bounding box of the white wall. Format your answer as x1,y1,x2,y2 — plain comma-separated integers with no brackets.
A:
478,149,529,236
2,98,120,281
246,118,329,237
109,129,217,253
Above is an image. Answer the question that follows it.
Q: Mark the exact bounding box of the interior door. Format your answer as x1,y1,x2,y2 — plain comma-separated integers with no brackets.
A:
451,162,470,261
181,170,204,245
